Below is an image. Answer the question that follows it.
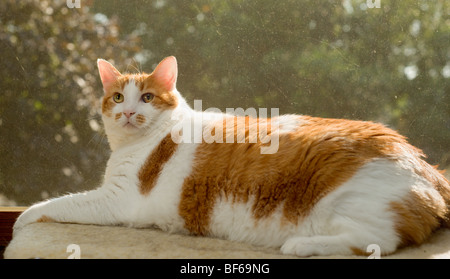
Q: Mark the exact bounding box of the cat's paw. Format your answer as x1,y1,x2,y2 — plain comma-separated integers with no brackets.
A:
280,236,351,257
280,237,318,257
13,201,52,237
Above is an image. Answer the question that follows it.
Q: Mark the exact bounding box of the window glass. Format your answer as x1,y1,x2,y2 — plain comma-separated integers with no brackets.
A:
0,0,448,206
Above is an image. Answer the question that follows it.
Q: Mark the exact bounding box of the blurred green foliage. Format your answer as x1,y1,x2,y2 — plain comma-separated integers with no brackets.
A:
0,0,141,205
0,0,448,205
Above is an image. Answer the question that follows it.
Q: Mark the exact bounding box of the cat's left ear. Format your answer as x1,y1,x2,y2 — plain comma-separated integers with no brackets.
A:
152,56,178,91
97,59,122,92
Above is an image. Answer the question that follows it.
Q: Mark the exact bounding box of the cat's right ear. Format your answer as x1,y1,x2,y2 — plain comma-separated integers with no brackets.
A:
97,59,122,92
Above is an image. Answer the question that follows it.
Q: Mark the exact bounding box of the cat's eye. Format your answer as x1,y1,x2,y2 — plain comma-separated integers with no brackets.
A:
113,93,124,103
142,93,154,103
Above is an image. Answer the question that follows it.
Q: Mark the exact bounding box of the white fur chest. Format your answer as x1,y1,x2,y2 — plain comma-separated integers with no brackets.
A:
105,139,155,187
102,124,199,232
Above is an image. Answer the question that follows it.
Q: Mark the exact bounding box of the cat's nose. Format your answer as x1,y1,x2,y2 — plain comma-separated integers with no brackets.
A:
123,111,136,118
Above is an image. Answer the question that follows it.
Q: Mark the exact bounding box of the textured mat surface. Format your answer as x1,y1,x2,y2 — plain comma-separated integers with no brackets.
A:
5,223,450,259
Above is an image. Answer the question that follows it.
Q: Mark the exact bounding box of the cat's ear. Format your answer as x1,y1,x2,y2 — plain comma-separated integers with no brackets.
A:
97,59,122,92
152,56,178,91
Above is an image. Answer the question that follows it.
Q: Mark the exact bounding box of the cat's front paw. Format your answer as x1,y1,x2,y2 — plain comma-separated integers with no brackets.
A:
280,237,317,257
13,201,53,237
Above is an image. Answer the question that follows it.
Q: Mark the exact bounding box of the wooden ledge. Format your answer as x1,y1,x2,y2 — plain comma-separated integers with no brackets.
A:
0,207,28,212
0,207,27,247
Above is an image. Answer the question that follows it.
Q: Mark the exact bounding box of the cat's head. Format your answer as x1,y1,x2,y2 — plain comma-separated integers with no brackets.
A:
97,56,185,150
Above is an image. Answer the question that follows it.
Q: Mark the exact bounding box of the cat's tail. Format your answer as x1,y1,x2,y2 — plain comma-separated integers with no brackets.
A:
428,165,450,228
388,155,450,251
440,178,450,228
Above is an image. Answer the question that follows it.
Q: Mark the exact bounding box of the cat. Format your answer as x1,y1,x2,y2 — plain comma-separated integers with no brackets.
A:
14,56,450,257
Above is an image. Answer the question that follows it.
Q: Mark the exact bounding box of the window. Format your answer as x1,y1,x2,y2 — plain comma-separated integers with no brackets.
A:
0,0,449,206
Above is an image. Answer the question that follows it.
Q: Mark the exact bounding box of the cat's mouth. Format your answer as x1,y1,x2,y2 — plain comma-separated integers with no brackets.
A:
123,121,137,129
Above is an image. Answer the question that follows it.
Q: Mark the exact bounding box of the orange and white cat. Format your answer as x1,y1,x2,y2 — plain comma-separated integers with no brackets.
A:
14,56,450,257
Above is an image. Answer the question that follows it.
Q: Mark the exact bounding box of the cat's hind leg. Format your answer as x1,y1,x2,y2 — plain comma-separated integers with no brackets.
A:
280,159,420,258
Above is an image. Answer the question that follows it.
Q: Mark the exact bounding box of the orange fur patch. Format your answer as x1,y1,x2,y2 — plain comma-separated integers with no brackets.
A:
390,164,450,247
114,113,122,121
135,114,146,125
415,162,450,228
350,247,370,256
36,215,55,223
178,115,416,236
390,191,444,248
387,140,450,247
138,133,178,195
102,94,116,117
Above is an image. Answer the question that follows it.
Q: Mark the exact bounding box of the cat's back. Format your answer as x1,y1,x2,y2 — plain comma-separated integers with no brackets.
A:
180,114,418,220
177,114,450,251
